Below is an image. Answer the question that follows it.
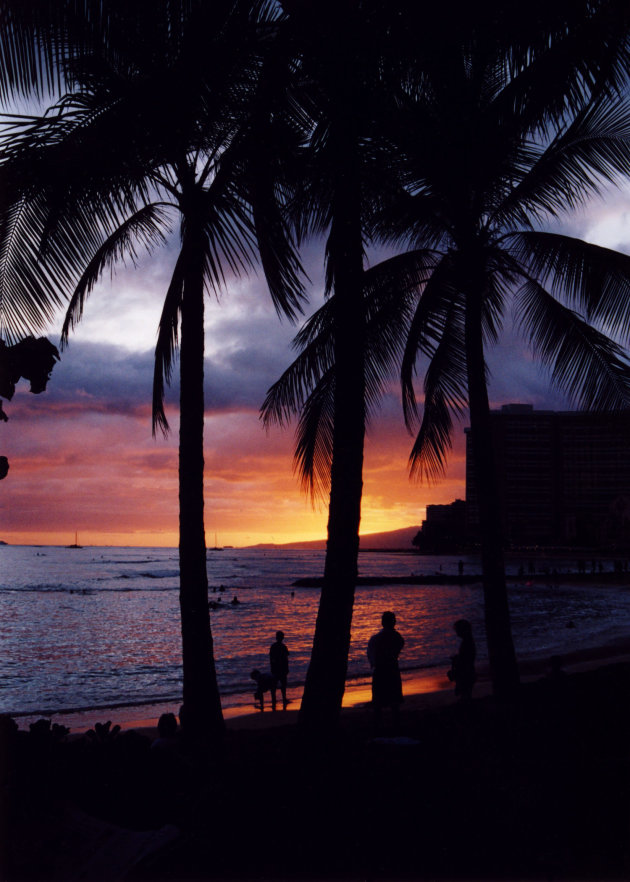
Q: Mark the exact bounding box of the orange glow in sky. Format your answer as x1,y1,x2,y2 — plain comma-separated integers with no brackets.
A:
8,184,625,549
1,385,466,546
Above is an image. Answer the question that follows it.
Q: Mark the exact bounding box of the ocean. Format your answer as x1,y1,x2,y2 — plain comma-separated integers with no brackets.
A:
2,545,630,728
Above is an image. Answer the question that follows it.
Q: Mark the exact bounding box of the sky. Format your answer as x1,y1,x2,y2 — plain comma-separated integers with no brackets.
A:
2,185,630,547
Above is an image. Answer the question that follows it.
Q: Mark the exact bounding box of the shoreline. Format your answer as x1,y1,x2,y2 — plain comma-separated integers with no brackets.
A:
10,634,630,735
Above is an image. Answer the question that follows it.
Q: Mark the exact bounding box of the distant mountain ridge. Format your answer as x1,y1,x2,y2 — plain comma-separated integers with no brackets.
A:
248,525,421,551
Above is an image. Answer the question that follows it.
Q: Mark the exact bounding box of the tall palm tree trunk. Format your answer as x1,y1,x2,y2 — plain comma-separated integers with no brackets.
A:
178,215,224,741
464,262,520,699
299,128,365,734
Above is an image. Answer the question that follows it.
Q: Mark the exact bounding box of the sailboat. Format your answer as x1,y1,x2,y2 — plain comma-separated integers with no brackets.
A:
209,532,223,551
66,531,83,549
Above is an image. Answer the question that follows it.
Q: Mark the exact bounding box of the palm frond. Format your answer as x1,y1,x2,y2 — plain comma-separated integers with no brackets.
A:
244,150,308,321
400,254,460,429
507,230,630,341
363,277,420,423
481,250,517,346
220,25,311,321
407,296,468,483
493,0,630,134
516,278,630,410
361,249,440,426
292,297,334,350
0,95,168,345
371,184,452,253
495,95,630,229
408,388,455,484
152,247,187,437
61,203,171,347
0,192,67,343
199,181,258,294
293,367,335,501
362,249,440,317
0,0,72,100
263,247,432,428
264,249,432,493
261,301,335,428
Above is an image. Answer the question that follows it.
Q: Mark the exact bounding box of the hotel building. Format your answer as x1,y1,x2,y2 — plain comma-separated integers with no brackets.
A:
465,404,630,548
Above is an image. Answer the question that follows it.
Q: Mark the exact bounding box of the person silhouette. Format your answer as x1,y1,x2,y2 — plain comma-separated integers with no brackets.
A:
367,611,404,728
151,712,180,754
251,669,277,711
269,630,290,710
448,618,476,703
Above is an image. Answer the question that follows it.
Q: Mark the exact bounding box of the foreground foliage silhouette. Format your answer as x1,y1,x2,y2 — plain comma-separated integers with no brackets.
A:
4,662,630,879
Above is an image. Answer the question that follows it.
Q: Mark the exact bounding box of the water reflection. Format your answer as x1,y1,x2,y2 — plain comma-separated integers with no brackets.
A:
2,546,630,717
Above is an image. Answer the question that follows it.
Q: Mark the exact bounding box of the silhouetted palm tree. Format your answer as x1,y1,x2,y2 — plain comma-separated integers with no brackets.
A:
0,0,306,739
265,3,630,701
384,15,630,697
264,0,411,732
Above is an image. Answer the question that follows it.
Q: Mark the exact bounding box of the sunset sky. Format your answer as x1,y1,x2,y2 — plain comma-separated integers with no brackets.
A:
2,187,630,547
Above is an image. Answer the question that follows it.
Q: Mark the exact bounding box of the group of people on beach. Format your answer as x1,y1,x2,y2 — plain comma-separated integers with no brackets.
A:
250,615,477,721
366,611,476,727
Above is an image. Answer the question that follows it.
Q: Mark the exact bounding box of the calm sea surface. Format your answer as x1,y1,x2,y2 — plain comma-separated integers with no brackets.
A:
2,545,630,723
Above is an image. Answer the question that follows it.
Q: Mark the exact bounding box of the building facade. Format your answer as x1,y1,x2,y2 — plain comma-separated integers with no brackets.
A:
414,499,467,551
465,404,630,548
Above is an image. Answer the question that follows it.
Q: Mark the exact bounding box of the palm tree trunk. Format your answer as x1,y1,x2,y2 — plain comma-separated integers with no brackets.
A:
464,261,520,699
298,125,365,734
178,214,224,741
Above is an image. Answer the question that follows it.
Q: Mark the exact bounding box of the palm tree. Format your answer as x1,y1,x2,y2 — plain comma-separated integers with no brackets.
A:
0,0,306,740
385,14,630,697
264,0,414,733
266,4,630,701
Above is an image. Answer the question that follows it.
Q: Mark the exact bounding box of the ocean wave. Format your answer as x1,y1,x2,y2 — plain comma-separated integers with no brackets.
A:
0,583,176,595
92,557,171,566
7,692,183,719
0,584,97,595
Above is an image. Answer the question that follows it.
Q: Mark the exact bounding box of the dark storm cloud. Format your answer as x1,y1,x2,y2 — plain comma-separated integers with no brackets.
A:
10,311,303,421
11,342,160,418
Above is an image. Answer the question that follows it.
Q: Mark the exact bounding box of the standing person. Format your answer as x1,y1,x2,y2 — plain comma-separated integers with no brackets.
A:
367,611,404,728
448,619,477,703
269,630,290,710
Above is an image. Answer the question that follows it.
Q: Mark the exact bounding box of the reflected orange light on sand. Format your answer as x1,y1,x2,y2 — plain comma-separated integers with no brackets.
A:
342,670,450,709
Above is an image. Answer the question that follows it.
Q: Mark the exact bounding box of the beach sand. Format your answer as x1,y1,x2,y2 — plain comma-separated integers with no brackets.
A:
5,642,630,881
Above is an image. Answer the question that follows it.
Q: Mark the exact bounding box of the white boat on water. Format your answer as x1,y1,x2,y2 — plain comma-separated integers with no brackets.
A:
208,532,223,551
